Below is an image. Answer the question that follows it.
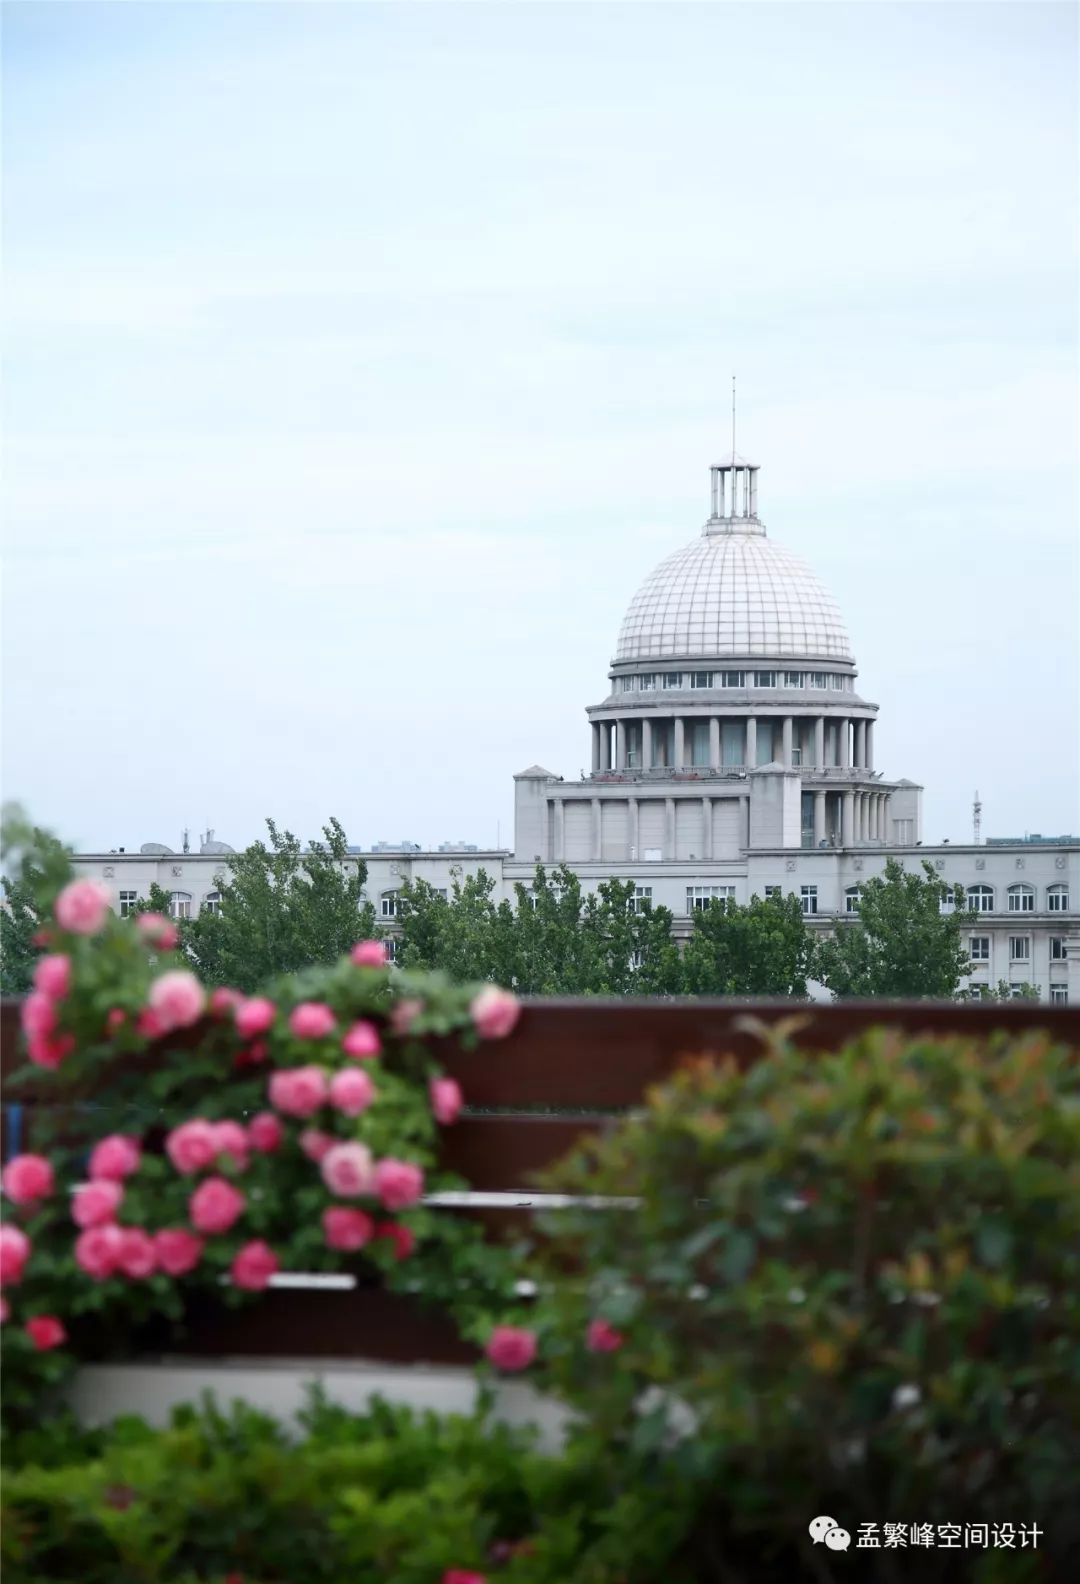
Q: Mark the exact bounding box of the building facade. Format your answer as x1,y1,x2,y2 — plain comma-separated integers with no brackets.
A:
73,455,1079,1002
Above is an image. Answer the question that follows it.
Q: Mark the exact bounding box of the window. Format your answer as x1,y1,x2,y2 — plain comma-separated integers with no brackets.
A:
968,985,984,1002
754,670,776,687
1009,936,1030,962
845,886,861,915
967,885,994,912
764,885,782,900
1051,936,1068,961
629,948,644,971
720,670,744,687
1008,987,1029,1000
118,890,138,918
810,672,828,689
629,885,653,915
686,885,735,912
1050,984,1069,1004
969,936,990,961
1047,885,1069,912
663,672,683,689
689,670,712,689
382,937,398,963
639,673,656,691
939,886,958,912
791,747,802,766
169,891,192,920
620,676,635,692
380,891,399,918
828,673,844,689
203,891,222,916
784,671,803,688
1008,885,1035,913
801,885,818,916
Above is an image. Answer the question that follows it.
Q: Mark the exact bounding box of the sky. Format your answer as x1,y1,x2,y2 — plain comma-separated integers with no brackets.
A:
3,1,1078,855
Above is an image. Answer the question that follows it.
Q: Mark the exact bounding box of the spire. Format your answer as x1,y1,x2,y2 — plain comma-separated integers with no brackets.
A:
707,395,760,531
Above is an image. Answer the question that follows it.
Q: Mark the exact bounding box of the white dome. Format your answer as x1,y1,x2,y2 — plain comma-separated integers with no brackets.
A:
616,522,852,664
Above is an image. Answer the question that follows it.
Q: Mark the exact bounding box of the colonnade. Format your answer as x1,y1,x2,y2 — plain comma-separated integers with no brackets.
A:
813,787,891,847
591,714,875,773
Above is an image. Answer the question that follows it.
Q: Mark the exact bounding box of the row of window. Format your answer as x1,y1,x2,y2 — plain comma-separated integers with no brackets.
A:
970,934,1070,963
119,890,221,920
617,670,854,693
970,984,1070,1003
959,884,1069,913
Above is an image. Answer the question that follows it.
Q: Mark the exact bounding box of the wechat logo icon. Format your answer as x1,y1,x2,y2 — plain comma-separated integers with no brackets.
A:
809,1516,851,1551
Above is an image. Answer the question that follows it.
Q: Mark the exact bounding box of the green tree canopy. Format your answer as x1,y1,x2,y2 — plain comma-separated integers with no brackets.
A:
814,858,973,999
1,806,75,993
680,891,814,997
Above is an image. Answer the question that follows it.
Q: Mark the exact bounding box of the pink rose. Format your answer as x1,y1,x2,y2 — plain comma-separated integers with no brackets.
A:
189,1177,245,1235
430,1077,463,1126
443,1571,489,1584
153,1228,203,1276
209,987,244,1019
389,998,423,1036
148,969,205,1030
341,1020,382,1060
470,986,521,1041
136,1008,165,1040
269,1065,328,1118
288,1002,336,1041
0,1224,31,1284
246,1112,284,1153
373,1158,424,1212
373,1221,416,1261
75,1223,124,1280
0,1297,8,1323
234,1039,268,1069
72,1180,124,1229
329,1067,376,1117
21,991,57,1040
106,1008,128,1034
210,1121,249,1170
117,1227,157,1278
165,1119,219,1174
136,912,179,951
320,1142,374,1197
299,1128,335,1163
25,1315,66,1351
88,1134,141,1181
33,953,71,1001
586,1318,624,1354
485,1325,537,1372
231,1239,279,1291
27,1030,75,1069
322,1207,374,1250
55,878,112,935
2,1154,55,1206
350,940,388,968
235,996,276,1038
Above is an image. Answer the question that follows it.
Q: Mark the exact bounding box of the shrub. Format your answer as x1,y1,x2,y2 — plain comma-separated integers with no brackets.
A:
533,1025,1080,1581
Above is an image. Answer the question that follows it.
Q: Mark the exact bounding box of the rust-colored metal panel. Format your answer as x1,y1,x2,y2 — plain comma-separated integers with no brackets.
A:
440,1115,606,1189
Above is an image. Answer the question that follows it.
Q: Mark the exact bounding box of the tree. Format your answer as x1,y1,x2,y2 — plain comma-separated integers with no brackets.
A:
1,806,74,993
814,859,973,999
180,818,378,990
977,979,1041,1003
679,891,813,997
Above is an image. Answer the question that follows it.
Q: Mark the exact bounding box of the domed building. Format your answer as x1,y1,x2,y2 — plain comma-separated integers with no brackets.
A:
513,455,921,880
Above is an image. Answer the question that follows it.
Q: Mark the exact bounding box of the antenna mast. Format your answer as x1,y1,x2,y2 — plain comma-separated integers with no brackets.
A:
973,790,982,847
731,374,736,461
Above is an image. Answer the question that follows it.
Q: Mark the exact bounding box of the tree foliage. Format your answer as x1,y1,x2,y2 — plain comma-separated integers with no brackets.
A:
0,806,74,993
680,891,814,997
814,859,974,999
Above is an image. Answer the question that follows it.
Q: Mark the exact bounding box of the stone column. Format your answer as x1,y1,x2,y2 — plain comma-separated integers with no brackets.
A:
860,794,870,843
702,797,712,859
591,798,602,860
854,719,866,769
842,790,854,846
665,797,676,857
782,716,793,767
709,716,721,768
866,720,874,771
642,717,653,770
740,794,751,849
814,791,827,846
630,797,640,858
614,720,626,770
555,800,565,860
745,715,757,768
882,794,891,845
673,718,685,769
814,716,825,768
591,722,601,772
839,718,851,768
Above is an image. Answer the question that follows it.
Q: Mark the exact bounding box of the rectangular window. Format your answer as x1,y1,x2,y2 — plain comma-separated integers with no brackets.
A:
663,672,683,689
686,885,735,912
382,937,398,963
810,672,827,689
1009,936,1030,962
968,986,983,1002
784,671,803,688
629,948,644,970
828,674,843,689
1009,889,1034,913
720,670,744,688
690,670,712,689
620,676,635,692
764,885,782,899
791,747,802,766
754,670,776,687
1050,984,1069,1004
381,894,399,917
1048,888,1069,911
118,890,138,917
801,885,818,916
969,936,990,961
846,889,861,914
1051,937,1068,961
639,673,656,691
629,885,653,915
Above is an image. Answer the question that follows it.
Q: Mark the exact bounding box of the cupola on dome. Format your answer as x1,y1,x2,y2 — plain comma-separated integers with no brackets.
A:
615,457,852,665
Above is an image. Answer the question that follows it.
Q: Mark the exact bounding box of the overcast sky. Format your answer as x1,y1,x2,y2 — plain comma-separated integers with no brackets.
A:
4,1,1077,856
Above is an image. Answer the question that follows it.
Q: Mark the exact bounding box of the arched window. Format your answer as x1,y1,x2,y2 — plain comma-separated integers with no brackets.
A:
202,892,221,916
967,884,994,912
380,891,399,918
1007,884,1035,913
844,886,861,915
1047,884,1069,912
169,891,192,920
